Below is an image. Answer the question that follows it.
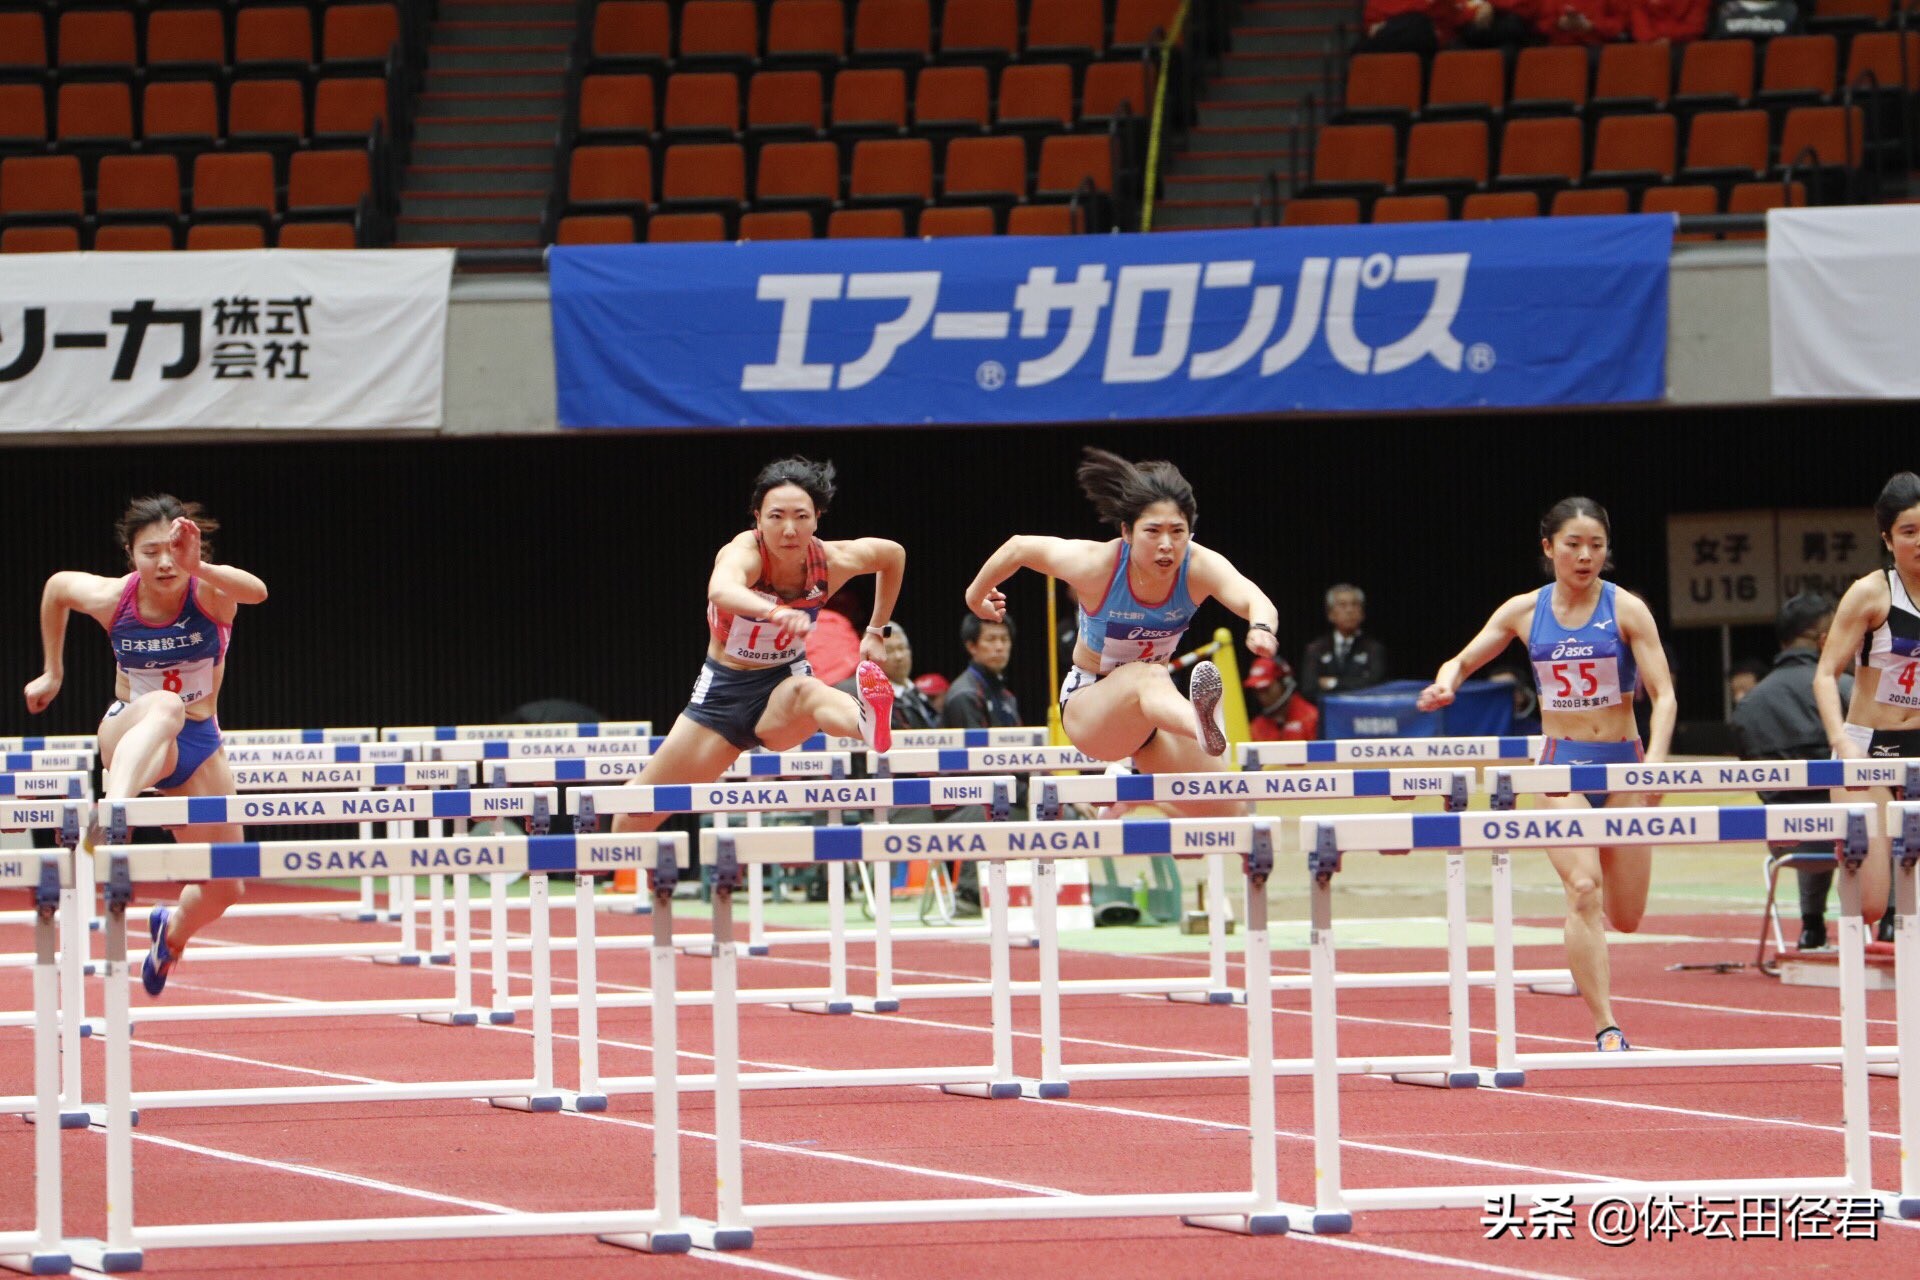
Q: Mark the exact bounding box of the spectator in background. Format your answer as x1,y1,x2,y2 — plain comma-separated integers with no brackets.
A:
1461,0,1545,48
804,586,863,686
1629,0,1710,40
1731,593,1849,951
1485,664,1543,734
914,672,950,720
1303,584,1389,704
943,614,1022,728
1728,657,1768,709
1245,657,1320,741
1356,0,1465,56
1537,0,1624,44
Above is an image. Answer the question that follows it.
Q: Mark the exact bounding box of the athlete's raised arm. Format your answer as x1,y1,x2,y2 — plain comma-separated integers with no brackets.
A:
1189,545,1280,657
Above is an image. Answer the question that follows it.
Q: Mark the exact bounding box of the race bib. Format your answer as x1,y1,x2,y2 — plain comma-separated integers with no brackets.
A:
125,657,217,705
1532,656,1625,712
722,610,809,667
1872,657,1920,709
1099,621,1187,672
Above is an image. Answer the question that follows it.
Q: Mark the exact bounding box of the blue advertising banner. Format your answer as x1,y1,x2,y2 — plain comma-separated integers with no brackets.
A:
551,217,1671,428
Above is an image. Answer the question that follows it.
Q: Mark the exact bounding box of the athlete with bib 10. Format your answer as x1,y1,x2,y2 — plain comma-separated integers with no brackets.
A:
611,458,900,836
1812,471,1920,936
1418,497,1677,1053
23,496,269,997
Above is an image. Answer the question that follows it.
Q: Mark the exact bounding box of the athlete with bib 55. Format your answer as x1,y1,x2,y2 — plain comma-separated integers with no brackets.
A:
23,496,269,997
1812,471,1920,936
963,449,1281,812
611,458,901,836
1418,497,1676,1053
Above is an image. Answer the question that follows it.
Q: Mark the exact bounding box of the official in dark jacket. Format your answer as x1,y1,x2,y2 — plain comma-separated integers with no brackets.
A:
1731,592,1851,950
1302,584,1388,704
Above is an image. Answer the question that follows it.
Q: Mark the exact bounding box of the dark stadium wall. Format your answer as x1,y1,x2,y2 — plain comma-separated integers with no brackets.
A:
0,404,1900,740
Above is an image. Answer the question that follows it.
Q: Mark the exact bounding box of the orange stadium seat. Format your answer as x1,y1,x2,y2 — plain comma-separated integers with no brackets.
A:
286,148,372,220
1493,116,1583,192
1592,41,1672,116
145,9,228,81
312,78,389,146
738,208,816,238
678,2,760,75
1588,113,1677,186
1082,61,1150,128
567,143,654,214
1674,40,1755,113
141,80,220,152
279,221,360,248
764,1,847,70
321,4,403,77
1338,53,1423,126
662,72,741,141
1034,133,1113,200
592,2,673,74
186,221,269,249
1,224,81,252
747,71,825,142
1551,187,1631,216
555,213,639,244
1006,202,1081,234
0,84,47,154
1758,35,1838,110
1425,50,1505,120
1025,0,1105,61
647,211,728,241
847,136,934,207
832,68,908,138
1399,120,1488,198
578,74,657,142
1111,0,1183,58
914,66,990,135
233,7,317,80
95,154,183,224
658,142,749,220
93,223,177,251
753,139,840,216
942,135,1027,206
940,0,1020,65
1370,194,1450,223
1460,190,1539,219
828,206,906,236
918,204,996,236
997,63,1075,131
850,0,932,67
54,81,133,149
1682,109,1770,183
1509,47,1590,117
1281,197,1360,225
1300,123,1396,198
0,13,50,83
56,9,138,80
0,155,85,224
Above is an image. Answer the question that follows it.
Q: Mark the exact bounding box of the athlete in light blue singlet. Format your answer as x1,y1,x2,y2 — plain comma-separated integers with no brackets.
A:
1419,498,1676,1054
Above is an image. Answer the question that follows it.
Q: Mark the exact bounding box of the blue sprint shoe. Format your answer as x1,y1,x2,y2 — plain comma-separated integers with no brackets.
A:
1596,1025,1630,1052
142,906,177,997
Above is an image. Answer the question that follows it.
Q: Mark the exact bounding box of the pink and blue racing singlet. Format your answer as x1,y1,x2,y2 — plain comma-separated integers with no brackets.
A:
1077,543,1196,674
1528,581,1637,714
109,576,230,707
706,535,830,668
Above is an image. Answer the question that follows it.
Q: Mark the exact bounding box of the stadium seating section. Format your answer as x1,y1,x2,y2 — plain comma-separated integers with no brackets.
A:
1288,14,1910,230
0,1,421,251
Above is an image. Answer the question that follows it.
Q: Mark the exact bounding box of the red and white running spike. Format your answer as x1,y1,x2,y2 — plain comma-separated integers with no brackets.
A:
855,660,895,754
1189,660,1227,758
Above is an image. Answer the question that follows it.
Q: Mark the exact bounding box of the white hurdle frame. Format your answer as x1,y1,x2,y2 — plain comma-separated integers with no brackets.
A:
1290,802,1897,1229
1882,801,1920,1219
1484,759,1913,1084
68,831,692,1273
661,817,1324,1253
0,798,91,1131
1238,736,1546,769
0,850,71,1276
87,787,555,1036
1024,767,1580,1096
381,720,654,743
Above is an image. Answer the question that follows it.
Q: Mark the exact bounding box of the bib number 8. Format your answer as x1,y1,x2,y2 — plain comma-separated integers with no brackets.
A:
1551,662,1598,699
162,669,183,695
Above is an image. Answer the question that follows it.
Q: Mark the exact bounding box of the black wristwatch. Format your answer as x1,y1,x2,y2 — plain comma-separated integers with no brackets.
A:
866,624,893,638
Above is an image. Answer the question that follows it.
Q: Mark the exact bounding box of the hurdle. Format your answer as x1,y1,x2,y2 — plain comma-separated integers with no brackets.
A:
68,831,692,1273
652,817,1322,1252
0,800,89,1134
223,727,377,745
0,773,93,933
1290,801,1895,1229
1481,758,1911,1082
0,736,94,752
2,752,92,776
1882,800,1920,1219
92,786,556,1036
0,850,70,1276
381,719,653,742
570,774,1016,1019
1239,736,1545,769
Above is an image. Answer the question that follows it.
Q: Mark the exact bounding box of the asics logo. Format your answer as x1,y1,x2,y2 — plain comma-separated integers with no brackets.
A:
1551,643,1596,660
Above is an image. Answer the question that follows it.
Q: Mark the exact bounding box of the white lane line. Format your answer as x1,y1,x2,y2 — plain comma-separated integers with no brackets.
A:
129,1130,517,1213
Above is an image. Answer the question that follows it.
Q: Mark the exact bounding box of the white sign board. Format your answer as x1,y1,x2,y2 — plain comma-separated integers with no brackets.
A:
1667,511,1779,627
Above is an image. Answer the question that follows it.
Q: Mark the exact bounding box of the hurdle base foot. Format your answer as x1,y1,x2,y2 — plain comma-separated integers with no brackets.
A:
564,1092,608,1113
0,1248,71,1276
1869,1062,1900,1079
941,1081,1023,1100
1390,1069,1489,1089
1182,1212,1288,1236
1167,989,1243,1006
490,1093,564,1114
371,954,424,967
82,963,97,978
1527,981,1579,997
1490,1070,1526,1088
427,952,452,965
487,1010,517,1025
747,944,770,956
1887,1194,1920,1220
28,1103,130,1130
680,1220,754,1251
417,1010,480,1026
78,1021,94,1039
787,1000,854,1016
851,996,899,1013
594,899,653,917
339,910,380,923
1018,1078,1070,1099
66,1240,142,1273
598,1229,691,1255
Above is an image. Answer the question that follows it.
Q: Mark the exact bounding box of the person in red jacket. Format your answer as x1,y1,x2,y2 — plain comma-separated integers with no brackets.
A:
1537,0,1625,44
1356,0,1466,56
1245,657,1320,742
1628,0,1710,41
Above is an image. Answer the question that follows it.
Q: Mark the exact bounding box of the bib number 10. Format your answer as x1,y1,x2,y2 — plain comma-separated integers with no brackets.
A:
746,623,795,652
1550,662,1598,699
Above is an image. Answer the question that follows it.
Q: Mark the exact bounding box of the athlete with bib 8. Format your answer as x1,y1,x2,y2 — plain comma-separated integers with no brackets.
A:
23,496,269,998
611,458,901,836
963,448,1280,813
1811,471,1920,934
1418,497,1677,1053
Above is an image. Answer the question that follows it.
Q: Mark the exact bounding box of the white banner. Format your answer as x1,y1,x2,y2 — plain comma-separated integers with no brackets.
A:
1768,205,1920,398
0,249,453,430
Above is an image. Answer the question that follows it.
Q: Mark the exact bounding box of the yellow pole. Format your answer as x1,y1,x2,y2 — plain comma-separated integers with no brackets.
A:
1209,628,1251,767
1138,0,1191,232
1045,576,1067,745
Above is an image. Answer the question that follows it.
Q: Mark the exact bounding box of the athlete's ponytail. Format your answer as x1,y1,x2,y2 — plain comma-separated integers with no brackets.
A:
117,495,218,563
1076,448,1196,534
750,457,836,521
